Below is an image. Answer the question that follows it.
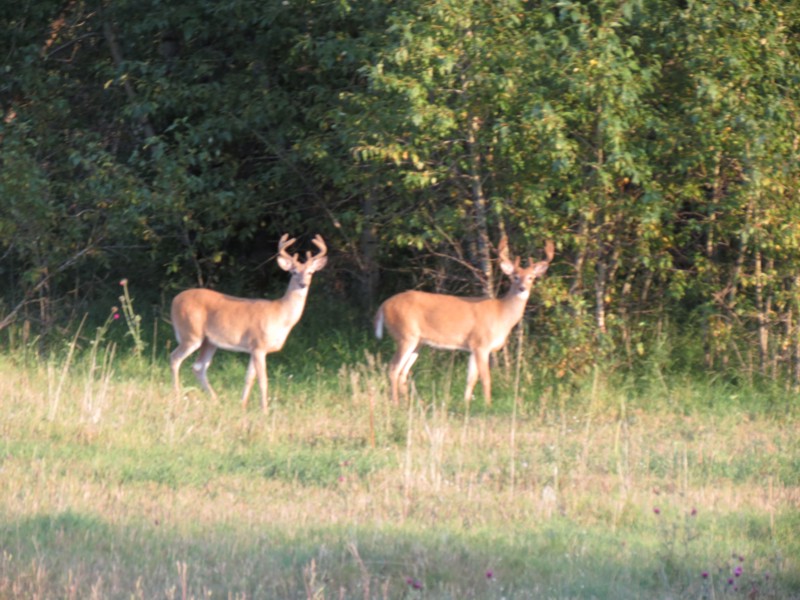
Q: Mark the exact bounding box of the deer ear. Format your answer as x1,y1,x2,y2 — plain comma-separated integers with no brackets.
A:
499,259,515,275
531,261,550,278
310,255,328,272
276,255,294,272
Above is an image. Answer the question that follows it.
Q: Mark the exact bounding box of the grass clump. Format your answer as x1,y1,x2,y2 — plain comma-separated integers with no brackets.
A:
0,323,798,598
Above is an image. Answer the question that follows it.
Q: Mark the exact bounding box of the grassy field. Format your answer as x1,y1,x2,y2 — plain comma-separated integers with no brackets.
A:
0,335,798,599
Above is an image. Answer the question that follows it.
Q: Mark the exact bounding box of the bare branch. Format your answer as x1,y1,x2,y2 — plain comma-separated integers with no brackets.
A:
0,245,95,331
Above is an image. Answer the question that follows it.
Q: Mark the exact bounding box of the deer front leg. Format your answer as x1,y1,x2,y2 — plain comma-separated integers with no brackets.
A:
242,350,269,412
256,351,269,413
242,354,257,410
475,348,492,407
465,349,492,407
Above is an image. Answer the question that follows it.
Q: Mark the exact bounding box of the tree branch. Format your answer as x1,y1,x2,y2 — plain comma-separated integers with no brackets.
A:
0,245,95,331
101,20,157,140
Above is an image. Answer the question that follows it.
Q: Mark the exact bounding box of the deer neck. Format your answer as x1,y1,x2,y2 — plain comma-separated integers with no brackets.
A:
502,284,530,302
278,282,310,325
498,287,530,322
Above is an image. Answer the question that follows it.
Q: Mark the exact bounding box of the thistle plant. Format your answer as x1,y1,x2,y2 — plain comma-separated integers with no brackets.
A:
118,278,144,358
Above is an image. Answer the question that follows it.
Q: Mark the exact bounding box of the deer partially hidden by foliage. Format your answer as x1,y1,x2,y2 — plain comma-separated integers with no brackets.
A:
170,234,328,412
374,236,554,407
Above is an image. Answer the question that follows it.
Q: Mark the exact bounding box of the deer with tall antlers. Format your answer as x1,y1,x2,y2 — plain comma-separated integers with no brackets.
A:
374,236,554,407
170,234,328,412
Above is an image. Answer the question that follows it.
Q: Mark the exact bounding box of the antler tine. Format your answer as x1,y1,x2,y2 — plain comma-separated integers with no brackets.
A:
527,240,555,267
278,233,297,262
544,239,555,262
311,234,327,258
278,233,296,250
497,234,511,262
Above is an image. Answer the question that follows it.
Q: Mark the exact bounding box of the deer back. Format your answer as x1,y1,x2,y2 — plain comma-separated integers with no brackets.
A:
380,290,524,352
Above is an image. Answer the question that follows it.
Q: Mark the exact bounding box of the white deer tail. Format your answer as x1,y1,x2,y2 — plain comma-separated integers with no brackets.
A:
374,306,384,340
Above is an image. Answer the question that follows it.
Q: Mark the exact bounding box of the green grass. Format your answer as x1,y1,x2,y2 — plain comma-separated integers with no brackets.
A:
0,338,798,599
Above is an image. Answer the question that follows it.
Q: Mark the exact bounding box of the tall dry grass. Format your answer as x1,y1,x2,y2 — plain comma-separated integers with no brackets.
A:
0,340,798,598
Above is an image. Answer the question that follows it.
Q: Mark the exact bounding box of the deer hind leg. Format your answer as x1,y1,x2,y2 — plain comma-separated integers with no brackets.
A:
399,350,419,401
191,339,218,400
242,350,268,411
170,337,203,397
465,353,479,406
389,340,419,405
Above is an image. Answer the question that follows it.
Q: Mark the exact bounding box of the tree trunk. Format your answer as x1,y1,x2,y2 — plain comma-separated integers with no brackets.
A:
595,258,608,336
359,192,379,311
794,276,800,389
466,115,493,298
754,247,768,375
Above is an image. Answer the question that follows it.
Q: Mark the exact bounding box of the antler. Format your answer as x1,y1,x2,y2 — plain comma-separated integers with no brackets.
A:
544,240,555,262
526,240,555,267
309,234,327,261
279,233,327,266
278,233,298,265
497,234,511,264
499,234,526,269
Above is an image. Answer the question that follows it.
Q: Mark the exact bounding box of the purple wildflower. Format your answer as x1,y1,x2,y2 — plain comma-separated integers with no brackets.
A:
406,577,423,590
701,571,709,579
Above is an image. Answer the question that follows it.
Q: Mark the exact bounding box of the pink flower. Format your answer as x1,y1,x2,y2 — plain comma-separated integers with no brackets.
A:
701,572,709,579
405,577,423,590
653,507,660,515
486,570,494,579
113,313,121,320
119,279,128,286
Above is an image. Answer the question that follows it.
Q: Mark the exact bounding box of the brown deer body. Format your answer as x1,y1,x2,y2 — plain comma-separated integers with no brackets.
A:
375,237,553,406
170,234,327,411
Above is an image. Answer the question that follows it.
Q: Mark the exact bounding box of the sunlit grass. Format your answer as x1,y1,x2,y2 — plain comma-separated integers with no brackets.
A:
0,340,798,598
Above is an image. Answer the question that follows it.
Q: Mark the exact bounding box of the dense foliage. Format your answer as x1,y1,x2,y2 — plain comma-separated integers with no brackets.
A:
2,0,800,383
